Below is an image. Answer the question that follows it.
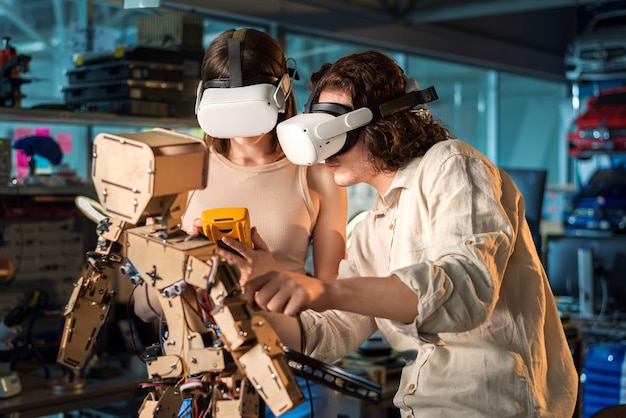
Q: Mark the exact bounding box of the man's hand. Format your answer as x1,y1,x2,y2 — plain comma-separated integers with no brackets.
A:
244,270,328,316
218,227,283,282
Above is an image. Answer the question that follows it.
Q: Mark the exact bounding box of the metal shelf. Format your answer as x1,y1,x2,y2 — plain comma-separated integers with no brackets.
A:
0,184,95,197
0,107,199,129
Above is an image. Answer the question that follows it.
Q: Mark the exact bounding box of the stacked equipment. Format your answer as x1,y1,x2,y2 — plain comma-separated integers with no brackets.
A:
63,45,202,117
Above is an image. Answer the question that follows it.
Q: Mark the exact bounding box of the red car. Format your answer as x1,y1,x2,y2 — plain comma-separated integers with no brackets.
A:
568,86,626,158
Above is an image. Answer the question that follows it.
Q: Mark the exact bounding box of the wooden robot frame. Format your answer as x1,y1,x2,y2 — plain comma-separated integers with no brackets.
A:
56,128,380,417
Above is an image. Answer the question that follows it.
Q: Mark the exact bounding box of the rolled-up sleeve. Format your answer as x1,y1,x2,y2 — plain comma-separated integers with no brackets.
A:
300,308,377,363
389,147,516,337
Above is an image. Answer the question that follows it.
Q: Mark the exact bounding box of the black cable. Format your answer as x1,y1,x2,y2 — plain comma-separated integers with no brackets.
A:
295,313,314,417
142,280,161,319
125,292,148,364
296,313,306,353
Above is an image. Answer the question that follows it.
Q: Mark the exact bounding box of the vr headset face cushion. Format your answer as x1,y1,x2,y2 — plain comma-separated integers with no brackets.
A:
197,84,279,138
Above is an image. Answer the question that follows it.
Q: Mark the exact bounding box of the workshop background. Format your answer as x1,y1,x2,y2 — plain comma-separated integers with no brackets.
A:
1,1,626,417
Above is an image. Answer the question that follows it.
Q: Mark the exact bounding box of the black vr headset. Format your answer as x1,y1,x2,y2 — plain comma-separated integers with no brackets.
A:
276,74,438,165
195,28,294,138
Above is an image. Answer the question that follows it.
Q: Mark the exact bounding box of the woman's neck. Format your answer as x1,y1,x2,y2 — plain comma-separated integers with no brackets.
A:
227,134,281,166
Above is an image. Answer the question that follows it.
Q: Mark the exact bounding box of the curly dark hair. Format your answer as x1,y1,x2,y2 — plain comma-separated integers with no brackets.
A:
309,50,452,172
200,28,297,159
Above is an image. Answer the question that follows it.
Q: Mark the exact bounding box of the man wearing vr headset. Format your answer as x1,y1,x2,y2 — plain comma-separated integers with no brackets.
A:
134,28,347,418
226,50,578,417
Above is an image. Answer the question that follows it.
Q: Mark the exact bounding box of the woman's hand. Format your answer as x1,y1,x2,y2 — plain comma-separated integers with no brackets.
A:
218,227,283,284
191,218,204,235
191,218,284,284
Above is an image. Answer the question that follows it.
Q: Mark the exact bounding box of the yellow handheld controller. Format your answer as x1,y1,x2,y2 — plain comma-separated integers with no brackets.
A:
200,207,253,248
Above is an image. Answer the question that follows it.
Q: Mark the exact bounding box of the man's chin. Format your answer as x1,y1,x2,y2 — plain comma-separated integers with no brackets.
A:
331,172,355,188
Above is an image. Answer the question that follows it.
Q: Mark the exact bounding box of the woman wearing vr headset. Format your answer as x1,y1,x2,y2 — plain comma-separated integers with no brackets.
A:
228,50,578,417
134,28,347,418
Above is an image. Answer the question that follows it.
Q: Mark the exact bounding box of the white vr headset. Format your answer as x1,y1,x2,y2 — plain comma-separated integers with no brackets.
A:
276,81,438,165
195,30,294,138
195,74,291,138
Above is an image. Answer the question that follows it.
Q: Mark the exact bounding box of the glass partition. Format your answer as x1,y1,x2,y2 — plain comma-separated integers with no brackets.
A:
4,4,571,219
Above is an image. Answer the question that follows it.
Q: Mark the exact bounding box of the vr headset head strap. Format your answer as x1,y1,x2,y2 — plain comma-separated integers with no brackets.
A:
373,86,438,119
303,85,438,159
227,28,248,88
303,85,317,114
203,75,278,89
309,102,352,116
307,85,438,135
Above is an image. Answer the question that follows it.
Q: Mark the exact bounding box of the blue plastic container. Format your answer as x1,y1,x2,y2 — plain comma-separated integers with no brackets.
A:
581,343,626,418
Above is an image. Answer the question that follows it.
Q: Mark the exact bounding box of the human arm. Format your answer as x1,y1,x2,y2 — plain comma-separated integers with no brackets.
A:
133,281,163,323
245,271,418,323
307,164,348,280
258,311,302,350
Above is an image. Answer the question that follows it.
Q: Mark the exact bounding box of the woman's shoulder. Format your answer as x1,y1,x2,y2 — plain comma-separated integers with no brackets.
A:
306,163,335,186
304,164,346,199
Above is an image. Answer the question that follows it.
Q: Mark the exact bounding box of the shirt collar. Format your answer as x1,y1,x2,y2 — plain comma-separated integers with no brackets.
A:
371,156,424,215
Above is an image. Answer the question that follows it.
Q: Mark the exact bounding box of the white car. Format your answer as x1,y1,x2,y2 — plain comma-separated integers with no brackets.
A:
565,10,626,81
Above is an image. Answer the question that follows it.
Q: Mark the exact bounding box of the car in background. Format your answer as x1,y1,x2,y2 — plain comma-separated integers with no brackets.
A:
565,10,626,81
564,167,626,235
567,86,626,159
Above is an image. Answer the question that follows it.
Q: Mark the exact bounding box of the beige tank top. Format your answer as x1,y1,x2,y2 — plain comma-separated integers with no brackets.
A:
182,148,317,274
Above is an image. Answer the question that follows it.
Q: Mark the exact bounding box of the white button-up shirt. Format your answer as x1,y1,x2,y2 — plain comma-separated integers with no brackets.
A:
300,139,578,417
